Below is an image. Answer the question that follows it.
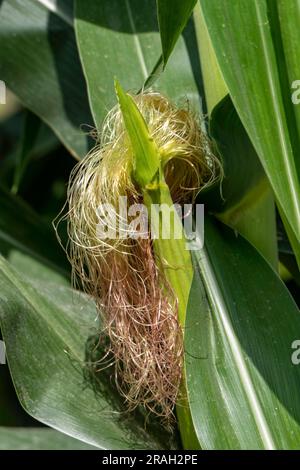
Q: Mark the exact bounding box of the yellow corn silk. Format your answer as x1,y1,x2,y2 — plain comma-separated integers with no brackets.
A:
65,79,218,447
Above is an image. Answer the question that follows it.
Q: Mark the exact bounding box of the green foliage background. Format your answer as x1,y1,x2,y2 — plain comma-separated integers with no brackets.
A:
0,0,299,450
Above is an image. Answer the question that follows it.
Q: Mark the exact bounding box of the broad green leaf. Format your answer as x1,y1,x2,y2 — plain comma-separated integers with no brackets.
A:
275,0,300,144
4,251,69,286
207,95,277,268
0,256,174,450
0,427,97,450
190,2,277,269
200,0,300,265
75,0,203,129
156,0,197,64
192,2,227,114
144,0,197,88
0,186,69,278
185,218,300,449
207,95,266,213
0,0,93,159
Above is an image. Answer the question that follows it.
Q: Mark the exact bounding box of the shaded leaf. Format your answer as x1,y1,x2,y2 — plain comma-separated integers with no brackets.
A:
205,95,266,213
0,0,93,159
75,0,203,129
0,427,97,450
200,0,300,264
12,111,41,194
156,0,197,64
206,95,277,267
0,186,69,277
0,256,175,450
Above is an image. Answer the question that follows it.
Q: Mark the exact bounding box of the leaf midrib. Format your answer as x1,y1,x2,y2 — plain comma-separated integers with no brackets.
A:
253,1,300,236
0,229,69,278
195,244,276,450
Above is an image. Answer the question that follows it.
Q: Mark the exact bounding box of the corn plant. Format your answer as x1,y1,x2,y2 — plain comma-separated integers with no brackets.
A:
0,0,299,450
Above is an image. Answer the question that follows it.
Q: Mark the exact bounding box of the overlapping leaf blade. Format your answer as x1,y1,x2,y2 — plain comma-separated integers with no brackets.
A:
0,186,69,277
206,95,277,267
200,0,300,264
156,0,197,64
0,0,93,159
0,427,97,450
75,0,202,128
185,218,300,449
0,256,173,450
205,95,266,213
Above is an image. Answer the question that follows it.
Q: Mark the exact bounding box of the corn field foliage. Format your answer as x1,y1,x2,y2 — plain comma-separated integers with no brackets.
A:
0,0,300,450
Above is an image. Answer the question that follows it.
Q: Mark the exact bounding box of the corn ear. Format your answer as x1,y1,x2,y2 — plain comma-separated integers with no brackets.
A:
115,80,198,449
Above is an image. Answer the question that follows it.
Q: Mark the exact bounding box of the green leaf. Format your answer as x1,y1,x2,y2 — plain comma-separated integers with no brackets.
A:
156,0,197,65
192,2,227,114
0,114,60,190
11,111,41,195
0,427,97,450
185,218,300,449
0,0,93,159
0,255,173,450
207,95,278,268
0,186,69,277
74,0,203,128
200,0,300,265
208,95,266,213
144,0,197,88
